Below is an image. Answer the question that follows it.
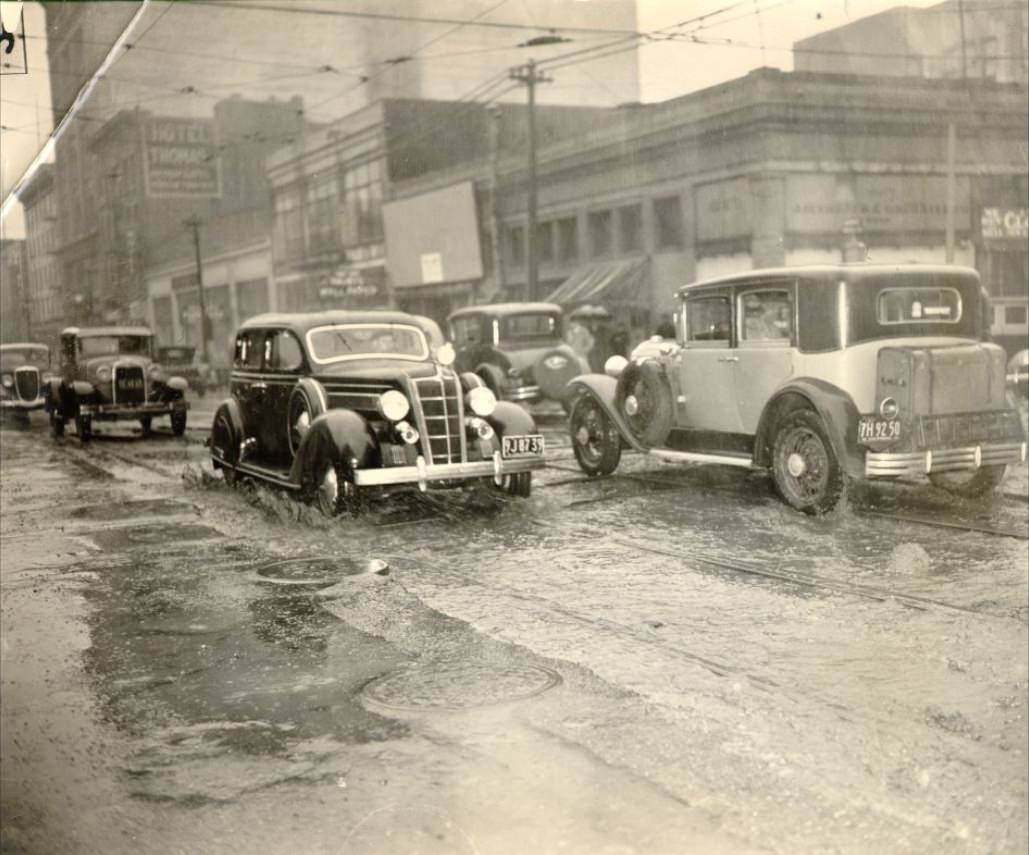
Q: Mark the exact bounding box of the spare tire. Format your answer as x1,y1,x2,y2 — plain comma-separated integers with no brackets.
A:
534,348,586,403
615,360,674,446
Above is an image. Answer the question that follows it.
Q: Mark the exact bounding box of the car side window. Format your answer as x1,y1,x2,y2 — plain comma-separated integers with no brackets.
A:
268,330,304,372
451,317,480,346
234,331,264,370
739,290,794,344
685,296,731,347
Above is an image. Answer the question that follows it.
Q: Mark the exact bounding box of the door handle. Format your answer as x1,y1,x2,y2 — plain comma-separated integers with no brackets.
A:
717,356,739,363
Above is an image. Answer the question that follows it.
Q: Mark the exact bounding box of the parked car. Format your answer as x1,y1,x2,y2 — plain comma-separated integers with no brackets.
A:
568,264,1027,514
156,345,215,396
209,310,545,515
46,326,190,440
0,342,53,416
1008,349,1029,399
447,302,589,411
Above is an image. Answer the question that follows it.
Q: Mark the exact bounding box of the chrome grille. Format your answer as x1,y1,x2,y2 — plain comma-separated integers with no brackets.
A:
113,363,146,405
413,372,464,465
321,380,394,413
13,367,39,401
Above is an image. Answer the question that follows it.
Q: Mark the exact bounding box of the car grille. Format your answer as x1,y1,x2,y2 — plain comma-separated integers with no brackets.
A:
413,372,465,465
917,411,1023,448
14,367,39,401
113,364,147,405
321,380,394,413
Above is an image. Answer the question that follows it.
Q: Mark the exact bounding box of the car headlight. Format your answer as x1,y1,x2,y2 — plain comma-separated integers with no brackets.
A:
466,385,496,417
435,342,456,367
377,389,410,421
604,355,628,378
96,364,111,382
0,374,12,388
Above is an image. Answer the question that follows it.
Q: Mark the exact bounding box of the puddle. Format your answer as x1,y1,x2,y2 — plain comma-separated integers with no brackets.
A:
69,498,196,522
88,523,223,550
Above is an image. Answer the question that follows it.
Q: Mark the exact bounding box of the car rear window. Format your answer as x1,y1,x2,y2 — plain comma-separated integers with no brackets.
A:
848,273,981,345
499,314,561,341
877,288,962,324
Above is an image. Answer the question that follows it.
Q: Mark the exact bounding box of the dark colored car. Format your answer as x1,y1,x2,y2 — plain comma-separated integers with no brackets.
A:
156,345,214,396
46,326,190,440
209,310,546,515
0,343,53,416
447,302,589,410
569,264,1027,514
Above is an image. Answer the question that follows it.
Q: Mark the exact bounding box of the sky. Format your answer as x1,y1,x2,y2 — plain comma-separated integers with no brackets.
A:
0,0,948,238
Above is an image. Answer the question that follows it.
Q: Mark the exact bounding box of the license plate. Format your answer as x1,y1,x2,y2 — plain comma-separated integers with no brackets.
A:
502,434,545,458
858,417,901,442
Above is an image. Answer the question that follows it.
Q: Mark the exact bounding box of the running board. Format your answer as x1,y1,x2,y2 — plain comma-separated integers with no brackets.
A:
224,458,300,490
646,447,760,470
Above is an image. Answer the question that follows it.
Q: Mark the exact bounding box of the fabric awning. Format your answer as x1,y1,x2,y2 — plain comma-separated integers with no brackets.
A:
545,258,649,307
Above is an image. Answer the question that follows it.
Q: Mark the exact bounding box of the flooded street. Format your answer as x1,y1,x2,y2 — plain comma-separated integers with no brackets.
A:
1,409,1026,855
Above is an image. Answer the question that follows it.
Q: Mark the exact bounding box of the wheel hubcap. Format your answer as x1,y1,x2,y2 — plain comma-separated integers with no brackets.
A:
320,466,338,510
787,452,807,478
624,394,639,417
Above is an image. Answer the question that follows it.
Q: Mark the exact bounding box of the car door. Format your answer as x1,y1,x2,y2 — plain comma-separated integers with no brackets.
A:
675,289,743,434
231,328,267,450
733,282,797,433
263,328,307,459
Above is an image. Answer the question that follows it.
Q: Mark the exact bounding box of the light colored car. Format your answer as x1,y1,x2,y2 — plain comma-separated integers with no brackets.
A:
568,264,1027,514
1008,349,1029,399
0,343,52,415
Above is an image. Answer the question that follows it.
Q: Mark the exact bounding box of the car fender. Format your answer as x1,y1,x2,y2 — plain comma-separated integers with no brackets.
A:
474,362,507,395
166,376,188,393
567,374,646,452
486,401,537,438
211,399,245,463
71,381,94,398
459,371,485,392
293,376,328,417
755,379,863,478
289,409,376,487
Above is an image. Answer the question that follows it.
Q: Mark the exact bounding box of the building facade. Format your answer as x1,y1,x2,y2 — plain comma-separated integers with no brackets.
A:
18,165,63,346
0,240,30,344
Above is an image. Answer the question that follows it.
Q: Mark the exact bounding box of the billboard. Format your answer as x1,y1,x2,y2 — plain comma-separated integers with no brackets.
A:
143,118,222,198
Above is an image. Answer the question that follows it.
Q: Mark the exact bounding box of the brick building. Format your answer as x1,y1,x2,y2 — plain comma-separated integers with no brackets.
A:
17,165,63,346
0,240,30,344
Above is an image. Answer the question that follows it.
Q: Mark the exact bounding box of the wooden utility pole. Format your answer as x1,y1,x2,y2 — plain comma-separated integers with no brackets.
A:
510,59,550,302
184,216,210,364
487,104,505,295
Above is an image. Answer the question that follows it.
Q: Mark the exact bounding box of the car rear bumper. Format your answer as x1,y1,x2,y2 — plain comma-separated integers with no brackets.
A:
79,400,190,420
1,397,45,411
865,441,1027,478
503,384,541,402
354,451,544,490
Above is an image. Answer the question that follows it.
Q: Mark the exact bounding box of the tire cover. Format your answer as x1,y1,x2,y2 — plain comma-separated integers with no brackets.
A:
615,360,674,446
534,348,583,401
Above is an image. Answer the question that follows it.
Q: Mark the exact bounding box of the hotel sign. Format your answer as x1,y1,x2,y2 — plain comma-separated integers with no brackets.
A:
143,118,222,198
980,207,1028,241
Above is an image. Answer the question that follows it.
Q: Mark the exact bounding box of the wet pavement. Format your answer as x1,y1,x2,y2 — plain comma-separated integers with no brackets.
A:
1,404,1027,854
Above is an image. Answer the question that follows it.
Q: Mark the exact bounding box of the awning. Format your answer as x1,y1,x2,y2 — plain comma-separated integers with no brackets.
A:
546,258,649,307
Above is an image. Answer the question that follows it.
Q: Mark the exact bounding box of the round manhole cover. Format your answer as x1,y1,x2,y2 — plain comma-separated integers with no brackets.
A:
361,663,561,712
253,556,375,587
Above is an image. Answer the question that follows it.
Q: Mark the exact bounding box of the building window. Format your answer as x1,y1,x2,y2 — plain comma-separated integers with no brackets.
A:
506,225,525,268
343,160,383,246
617,204,643,254
306,176,339,255
654,196,684,249
588,210,613,257
557,217,578,263
274,189,303,258
536,221,554,263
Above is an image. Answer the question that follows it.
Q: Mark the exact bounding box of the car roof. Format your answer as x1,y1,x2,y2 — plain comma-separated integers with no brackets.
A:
677,264,981,298
0,342,49,350
447,302,563,320
61,326,154,337
238,310,430,336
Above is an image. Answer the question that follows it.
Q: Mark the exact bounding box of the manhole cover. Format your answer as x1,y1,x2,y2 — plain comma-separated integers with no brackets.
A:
361,663,561,712
253,556,373,587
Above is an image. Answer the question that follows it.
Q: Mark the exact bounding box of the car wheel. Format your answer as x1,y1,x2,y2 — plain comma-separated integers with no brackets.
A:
771,409,844,514
171,410,187,436
615,360,673,447
570,395,621,477
50,410,65,438
314,458,360,518
287,389,316,457
139,416,153,436
929,465,1006,498
211,411,238,485
76,413,93,442
495,471,532,498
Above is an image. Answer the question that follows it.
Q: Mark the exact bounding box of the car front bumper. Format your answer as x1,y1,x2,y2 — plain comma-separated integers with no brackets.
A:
1,396,46,411
354,450,544,490
865,441,1027,478
79,399,190,421
502,383,541,403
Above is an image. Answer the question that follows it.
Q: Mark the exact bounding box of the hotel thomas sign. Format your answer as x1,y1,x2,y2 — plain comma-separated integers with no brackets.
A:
143,118,222,199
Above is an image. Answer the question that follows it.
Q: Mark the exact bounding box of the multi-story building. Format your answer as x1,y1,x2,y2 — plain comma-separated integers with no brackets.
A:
18,165,63,346
383,69,1028,352
0,240,30,344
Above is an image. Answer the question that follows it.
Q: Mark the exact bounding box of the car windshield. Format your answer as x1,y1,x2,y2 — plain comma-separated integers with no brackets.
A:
78,336,152,357
306,324,428,363
499,313,561,343
0,347,49,368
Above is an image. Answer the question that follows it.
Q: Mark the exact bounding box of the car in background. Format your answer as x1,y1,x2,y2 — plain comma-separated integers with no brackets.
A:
568,264,1027,514
447,302,589,411
0,343,53,417
1008,349,1029,399
209,310,545,515
46,326,190,440
156,345,215,396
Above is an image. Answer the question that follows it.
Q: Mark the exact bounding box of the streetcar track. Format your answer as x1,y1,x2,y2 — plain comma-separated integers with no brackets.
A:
858,509,1028,541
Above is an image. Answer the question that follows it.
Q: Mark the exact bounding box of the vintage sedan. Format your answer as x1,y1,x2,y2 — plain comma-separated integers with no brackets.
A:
0,342,52,415
46,326,190,440
156,345,215,396
208,310,546,515
568,264,1027,514
447,302,588,410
